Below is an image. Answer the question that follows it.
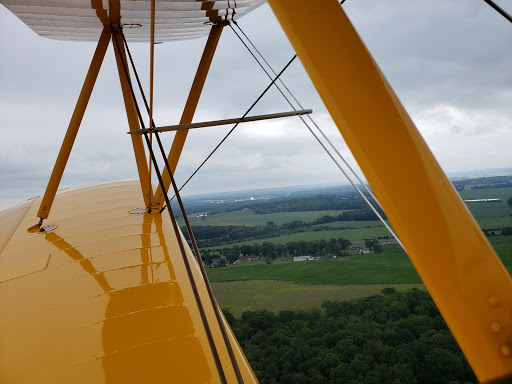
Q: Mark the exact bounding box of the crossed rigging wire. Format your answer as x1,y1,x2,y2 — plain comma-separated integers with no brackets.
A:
228,21,404,249
175,0,512,247
163,19,404,248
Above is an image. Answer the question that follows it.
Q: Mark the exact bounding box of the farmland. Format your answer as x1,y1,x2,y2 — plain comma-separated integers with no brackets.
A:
209,236,511,315
207,245,418,284
188,184,511,250
211,281,424,317
207,237,511,285
183,178,512,316
178,209,350,227
204,225,391,249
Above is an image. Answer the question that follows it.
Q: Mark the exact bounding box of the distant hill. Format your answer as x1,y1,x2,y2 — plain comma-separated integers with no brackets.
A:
177,169,512,216
446,167,512,180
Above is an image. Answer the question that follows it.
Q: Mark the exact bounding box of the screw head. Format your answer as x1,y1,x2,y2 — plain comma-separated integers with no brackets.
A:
491,321,502,334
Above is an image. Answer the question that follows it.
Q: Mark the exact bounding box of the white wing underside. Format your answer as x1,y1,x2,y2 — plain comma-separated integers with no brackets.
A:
1,0,265,42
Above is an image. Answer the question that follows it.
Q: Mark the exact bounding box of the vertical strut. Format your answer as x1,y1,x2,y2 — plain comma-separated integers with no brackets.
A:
154,24,224,208
112,30,154,207
267,0,512,381
37,29,111,220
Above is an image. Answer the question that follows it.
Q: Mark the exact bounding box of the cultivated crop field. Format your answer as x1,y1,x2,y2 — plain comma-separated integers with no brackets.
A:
458,186,512,201
211,281,424,317
459,186,512,224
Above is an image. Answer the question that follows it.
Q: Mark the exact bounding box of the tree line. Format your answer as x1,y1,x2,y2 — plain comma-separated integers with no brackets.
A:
201,237,352,266
185,210,381,248
250,195,380,214
224,288,476,384
470,182,511,190
451,175,512,191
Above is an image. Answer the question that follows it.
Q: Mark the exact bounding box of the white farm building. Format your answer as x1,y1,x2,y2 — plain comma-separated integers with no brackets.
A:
293,256,313,262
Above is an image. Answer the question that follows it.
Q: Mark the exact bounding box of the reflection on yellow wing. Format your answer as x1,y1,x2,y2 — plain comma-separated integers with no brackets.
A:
0,181,257,383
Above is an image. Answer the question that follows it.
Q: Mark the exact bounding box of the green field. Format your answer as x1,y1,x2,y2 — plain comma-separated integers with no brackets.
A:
180,209,349,227
209,236,512,316
207,245,420,284
207,237,511,285
459,186,512,200
211,281,424,317
488,236,512,268
206,226,393,250
460,186,512,223
477,216,512,230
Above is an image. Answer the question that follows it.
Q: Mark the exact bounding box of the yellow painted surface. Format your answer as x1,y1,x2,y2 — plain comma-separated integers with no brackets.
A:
0,198,35,255
267,0,512,381
0,181,257,383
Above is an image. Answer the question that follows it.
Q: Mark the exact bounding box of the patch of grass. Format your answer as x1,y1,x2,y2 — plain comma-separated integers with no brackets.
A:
211,281,425,317
459,186,512,200
464,201,512,219
488,236,512,271
477,216,512,230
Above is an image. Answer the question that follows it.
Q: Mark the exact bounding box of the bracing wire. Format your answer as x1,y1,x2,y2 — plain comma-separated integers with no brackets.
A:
229,22,404,249
230,21,382,211
168,54,297,201
483,0,512,24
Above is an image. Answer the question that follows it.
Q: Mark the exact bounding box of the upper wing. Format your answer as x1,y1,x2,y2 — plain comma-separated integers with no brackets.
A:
0,0,266,42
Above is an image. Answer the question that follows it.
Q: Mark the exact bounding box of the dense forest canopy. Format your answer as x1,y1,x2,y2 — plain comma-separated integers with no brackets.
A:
224,288,476,384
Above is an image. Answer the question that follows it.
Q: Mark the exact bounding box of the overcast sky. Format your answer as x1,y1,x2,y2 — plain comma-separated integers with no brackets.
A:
1,0,511,210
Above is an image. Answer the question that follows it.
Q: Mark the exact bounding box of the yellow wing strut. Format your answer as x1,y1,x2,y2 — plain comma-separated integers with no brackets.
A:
112,30,155,207
37,29,111,220
267,0,512,381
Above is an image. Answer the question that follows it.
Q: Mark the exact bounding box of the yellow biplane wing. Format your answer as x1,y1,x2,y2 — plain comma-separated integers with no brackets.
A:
0,0,511,383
